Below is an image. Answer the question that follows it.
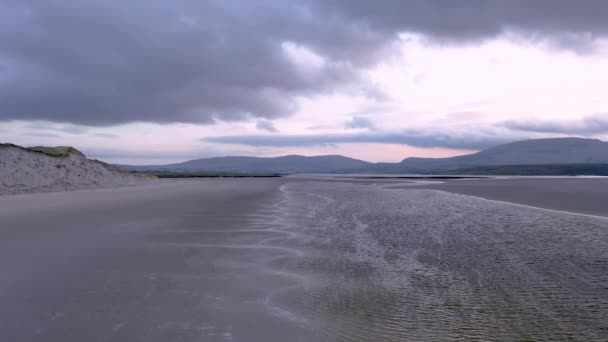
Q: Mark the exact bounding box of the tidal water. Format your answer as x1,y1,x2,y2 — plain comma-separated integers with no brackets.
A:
244,180,608,341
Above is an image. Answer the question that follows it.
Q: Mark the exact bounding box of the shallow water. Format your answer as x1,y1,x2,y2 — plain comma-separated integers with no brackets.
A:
252,180,608,341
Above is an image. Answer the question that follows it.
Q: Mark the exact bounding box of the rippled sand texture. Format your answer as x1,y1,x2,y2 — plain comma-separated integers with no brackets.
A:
271,181,608,341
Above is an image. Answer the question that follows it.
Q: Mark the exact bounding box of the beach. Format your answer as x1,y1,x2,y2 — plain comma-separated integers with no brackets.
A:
1,177,607,341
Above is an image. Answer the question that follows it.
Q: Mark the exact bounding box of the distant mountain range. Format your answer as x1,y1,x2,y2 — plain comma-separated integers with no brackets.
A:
386,137,608,173
119,138,608,175
119,155,372,174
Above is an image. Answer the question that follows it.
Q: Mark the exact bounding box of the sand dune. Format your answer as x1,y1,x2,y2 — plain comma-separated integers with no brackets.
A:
0,143,154,195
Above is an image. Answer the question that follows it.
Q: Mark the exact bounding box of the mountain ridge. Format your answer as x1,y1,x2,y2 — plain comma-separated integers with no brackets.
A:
394,137,608,173
118,137,608,174
119,154,372,174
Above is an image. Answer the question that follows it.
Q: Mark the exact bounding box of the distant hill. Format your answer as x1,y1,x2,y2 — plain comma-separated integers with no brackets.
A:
118,138,608,175
0,143,154,195
120,155,372,174
376,138,608,173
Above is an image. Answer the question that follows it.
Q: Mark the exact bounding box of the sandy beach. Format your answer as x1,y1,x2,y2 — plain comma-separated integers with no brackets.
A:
1,177,607,341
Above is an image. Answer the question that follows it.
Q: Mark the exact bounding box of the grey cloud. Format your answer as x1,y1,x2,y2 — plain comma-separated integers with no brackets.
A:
503,114,608,134
23,123,51,130
2,1,608,127
60,125,89,134
0,1,381,126
203,130,521,150
256,120,279,133
24,122,88,134
345,116,376,130
314,1,608,46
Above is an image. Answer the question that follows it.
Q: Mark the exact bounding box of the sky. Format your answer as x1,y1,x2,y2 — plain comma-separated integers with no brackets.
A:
1,0,608,164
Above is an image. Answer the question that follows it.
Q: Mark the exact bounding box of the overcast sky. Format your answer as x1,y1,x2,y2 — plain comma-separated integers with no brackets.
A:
2,0,608,164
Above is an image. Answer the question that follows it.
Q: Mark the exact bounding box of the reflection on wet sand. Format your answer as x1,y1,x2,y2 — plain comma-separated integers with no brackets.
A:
264,180,608,341
2,177,607,341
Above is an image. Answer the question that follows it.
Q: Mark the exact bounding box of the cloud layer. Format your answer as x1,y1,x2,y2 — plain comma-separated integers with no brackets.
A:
0,1,380,125
503,114,608,135
2,1,608,127
345,116,376,130
204,130,521,150
315,1,608,44
256,120,279,133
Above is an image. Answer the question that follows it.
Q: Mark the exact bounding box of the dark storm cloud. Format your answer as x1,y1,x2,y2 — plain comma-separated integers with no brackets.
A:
1,1,608,126
313,0,608,44
503,114,608,135
203,130,520,150
0,0,380,125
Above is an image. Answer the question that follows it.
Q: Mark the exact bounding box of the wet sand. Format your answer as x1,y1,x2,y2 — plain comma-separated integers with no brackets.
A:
407,177,608,217
0,179,312,341
1,177,607,341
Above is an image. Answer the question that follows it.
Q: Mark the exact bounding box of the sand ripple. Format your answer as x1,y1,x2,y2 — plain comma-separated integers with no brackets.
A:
263,181,608,341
